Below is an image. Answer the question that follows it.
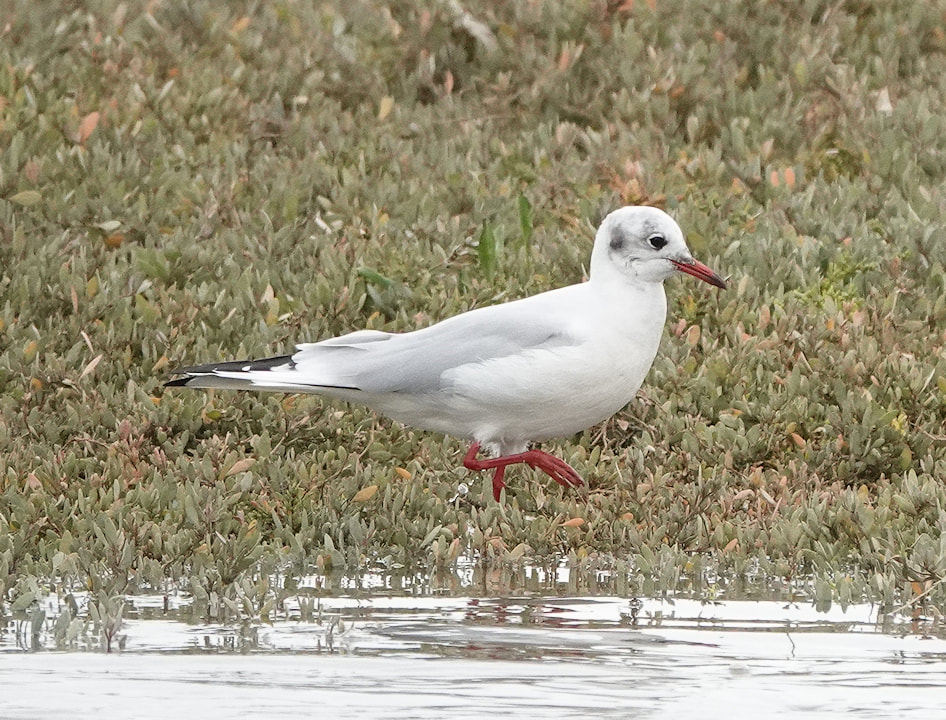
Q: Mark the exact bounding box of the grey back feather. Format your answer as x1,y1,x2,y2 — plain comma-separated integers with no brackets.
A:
291,299,577,394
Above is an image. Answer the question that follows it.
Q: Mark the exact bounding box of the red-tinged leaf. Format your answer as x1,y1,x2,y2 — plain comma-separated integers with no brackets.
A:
352,485,378,502
24,159,40,183
784,166,796,189
557,48,571,72
225,458,257,477
78,111,100,144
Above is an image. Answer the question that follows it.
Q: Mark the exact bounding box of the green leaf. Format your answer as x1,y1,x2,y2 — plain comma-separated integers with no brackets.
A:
11,592,36,612
421,524,444,547
357,267,394,289
517,193,533,249
135,248,172,282
477,222,497,277
8,190,42,206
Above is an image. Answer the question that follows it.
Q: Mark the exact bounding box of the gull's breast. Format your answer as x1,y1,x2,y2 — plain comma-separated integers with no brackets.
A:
435,328,662,446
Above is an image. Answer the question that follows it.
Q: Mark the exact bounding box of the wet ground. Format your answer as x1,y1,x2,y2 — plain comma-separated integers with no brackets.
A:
3,593,945,719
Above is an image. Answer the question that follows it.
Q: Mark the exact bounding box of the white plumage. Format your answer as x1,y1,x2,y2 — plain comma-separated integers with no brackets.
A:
168,206,726,499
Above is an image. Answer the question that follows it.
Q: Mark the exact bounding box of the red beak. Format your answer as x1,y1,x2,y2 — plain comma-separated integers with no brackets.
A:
670,258,727,289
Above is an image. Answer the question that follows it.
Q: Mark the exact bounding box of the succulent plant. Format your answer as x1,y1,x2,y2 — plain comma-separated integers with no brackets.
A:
1,0,945,622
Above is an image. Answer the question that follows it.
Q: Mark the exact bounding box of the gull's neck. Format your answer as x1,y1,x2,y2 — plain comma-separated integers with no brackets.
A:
588,262,665,298
585,264,668,339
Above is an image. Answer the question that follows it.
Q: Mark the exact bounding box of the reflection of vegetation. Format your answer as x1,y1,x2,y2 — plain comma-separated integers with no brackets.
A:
2,0,946,623
19,562,946,652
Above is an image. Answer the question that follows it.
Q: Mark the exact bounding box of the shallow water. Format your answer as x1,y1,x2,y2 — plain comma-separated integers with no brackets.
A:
3,594,945,719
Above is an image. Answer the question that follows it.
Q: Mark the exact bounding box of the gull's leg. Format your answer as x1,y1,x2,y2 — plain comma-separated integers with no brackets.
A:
462,442,584,501
462,441,488,470
491,466,507,502
518,449,584,490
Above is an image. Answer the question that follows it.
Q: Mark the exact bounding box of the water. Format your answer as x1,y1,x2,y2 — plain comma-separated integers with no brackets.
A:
3,594,945,718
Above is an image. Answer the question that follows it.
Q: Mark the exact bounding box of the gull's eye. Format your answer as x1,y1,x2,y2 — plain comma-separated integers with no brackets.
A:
648,233,667,250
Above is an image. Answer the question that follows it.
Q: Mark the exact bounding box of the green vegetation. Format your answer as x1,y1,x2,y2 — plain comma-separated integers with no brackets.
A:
1,0,946,623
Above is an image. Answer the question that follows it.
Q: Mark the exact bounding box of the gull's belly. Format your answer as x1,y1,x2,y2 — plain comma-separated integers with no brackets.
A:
469,346,651,442
377,335,662,449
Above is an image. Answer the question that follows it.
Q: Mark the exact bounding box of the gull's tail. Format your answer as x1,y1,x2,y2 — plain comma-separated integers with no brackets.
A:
165,355,296,390
165,350,364,393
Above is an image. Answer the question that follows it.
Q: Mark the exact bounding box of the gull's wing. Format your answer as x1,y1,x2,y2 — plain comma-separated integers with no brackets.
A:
169,286,586,394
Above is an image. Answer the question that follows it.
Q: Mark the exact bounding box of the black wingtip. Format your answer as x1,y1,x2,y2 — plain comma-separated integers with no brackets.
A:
163,354,295,388
164,376,193,388
172,355,294,375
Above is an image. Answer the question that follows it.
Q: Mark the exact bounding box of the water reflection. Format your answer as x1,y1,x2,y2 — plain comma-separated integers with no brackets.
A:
4,554,945,656
4,557,946,720
3,590,946,720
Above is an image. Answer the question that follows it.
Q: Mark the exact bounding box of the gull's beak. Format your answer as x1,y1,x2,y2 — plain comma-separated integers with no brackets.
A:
671,258,727,289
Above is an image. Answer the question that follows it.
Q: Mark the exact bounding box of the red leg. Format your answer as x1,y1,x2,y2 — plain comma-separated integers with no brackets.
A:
463,441,584,500
491,465,507,502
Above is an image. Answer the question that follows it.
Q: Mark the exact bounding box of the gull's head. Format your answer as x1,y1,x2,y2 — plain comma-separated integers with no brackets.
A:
590,206,726,289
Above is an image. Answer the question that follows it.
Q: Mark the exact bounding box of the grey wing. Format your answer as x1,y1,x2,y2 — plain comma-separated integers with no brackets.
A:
288,302,577,394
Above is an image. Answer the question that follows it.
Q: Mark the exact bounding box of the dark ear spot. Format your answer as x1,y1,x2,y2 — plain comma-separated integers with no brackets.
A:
609,228,625,251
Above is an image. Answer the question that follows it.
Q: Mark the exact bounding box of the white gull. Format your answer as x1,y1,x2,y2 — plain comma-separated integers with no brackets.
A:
167,206,726,500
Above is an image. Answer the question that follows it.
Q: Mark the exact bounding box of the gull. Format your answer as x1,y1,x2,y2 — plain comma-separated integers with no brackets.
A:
166,206,726,500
